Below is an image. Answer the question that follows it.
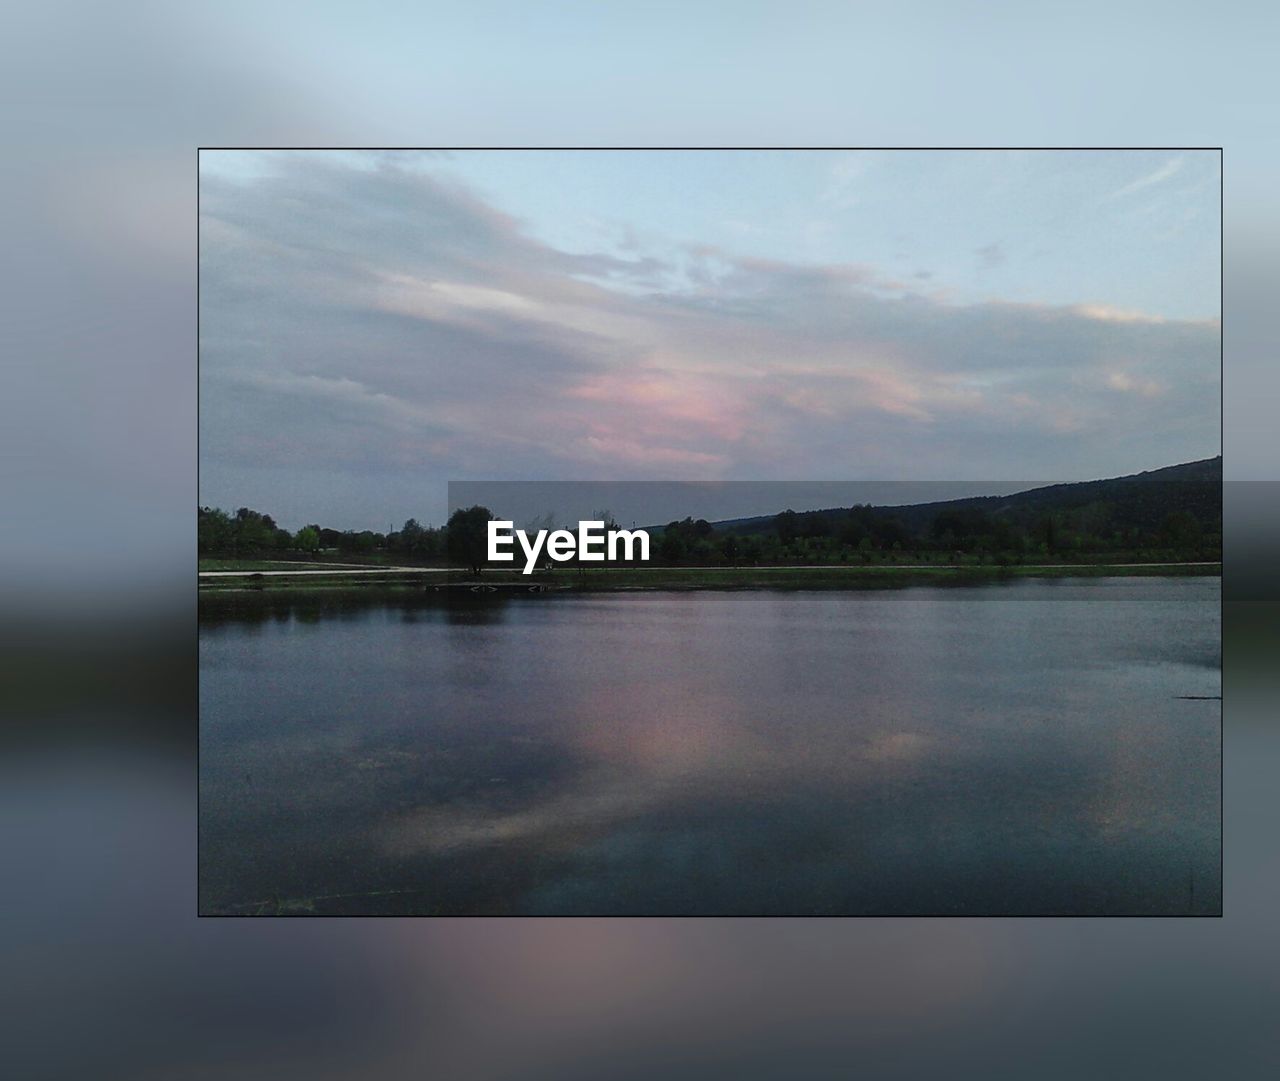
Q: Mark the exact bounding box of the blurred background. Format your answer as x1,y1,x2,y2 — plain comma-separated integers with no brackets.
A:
2,2,1275,1078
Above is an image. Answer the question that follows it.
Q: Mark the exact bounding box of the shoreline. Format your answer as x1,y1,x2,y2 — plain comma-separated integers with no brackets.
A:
198,561,1222,595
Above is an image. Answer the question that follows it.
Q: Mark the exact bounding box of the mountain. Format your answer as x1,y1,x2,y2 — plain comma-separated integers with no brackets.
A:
710,457,1222,542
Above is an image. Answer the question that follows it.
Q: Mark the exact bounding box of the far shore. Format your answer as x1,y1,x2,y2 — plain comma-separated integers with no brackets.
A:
198,560,1222,594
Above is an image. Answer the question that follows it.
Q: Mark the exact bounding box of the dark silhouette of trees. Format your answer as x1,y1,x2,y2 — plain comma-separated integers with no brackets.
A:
775,509,799,545
200,506,436,561
198,506,289,555
839,509,869,548
656,518,714,564
386,518,443,559
1161,510,1202,547
659,531,686,564
198,507,233,554
199,461,1220,567
446,505,493,575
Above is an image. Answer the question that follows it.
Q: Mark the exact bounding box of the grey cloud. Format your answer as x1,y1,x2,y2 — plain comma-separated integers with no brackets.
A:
976,243,1005,269
200,155,1219,528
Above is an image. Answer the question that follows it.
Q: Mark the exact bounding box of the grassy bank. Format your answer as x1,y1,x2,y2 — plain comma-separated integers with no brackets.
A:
199,561,1221,594
198,556,444,571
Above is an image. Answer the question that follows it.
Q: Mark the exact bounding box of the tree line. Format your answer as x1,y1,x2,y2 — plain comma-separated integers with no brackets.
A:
200,496,1219,570
199,506,447,559
684,501,1216,566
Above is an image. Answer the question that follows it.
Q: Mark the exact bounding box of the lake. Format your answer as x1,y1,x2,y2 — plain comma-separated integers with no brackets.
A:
199,577,1221,915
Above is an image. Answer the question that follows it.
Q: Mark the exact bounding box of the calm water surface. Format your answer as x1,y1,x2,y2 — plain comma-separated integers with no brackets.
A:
199,578,1221,914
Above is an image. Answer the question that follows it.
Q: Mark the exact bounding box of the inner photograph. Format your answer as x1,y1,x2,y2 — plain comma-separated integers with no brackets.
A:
198,149,1221,915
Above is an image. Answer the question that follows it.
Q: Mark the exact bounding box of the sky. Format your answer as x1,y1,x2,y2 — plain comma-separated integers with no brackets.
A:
199,150,1220,530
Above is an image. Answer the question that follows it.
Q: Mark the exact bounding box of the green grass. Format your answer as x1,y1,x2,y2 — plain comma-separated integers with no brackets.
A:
199,554,461,571
199,558,301,571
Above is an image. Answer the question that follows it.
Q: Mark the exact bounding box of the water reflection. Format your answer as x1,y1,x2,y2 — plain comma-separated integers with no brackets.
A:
200,579,1221,914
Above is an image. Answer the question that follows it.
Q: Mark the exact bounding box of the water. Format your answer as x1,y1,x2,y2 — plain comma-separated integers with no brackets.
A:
199,578,1221,914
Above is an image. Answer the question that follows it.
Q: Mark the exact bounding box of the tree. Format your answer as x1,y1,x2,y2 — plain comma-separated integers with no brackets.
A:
870,515,908,549
592,508,621,531
295,526,320,552
658,531,686,564
198,507,233,554
775,509,799,545
1160,510,1202,549
838,512,867,549
229,507,279,552
401,517,423,545
388,518,445,560
446,505,493,575
1036,515,1057,554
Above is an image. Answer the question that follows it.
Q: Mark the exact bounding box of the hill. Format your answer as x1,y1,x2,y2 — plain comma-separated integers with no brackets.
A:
648,458,1220,563
715,457,1220,538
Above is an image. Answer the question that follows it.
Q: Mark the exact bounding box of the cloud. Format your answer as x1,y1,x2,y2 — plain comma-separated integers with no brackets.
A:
1105,157,1185,201
1106,371,1164,398
975,243,1005,270
199,155,1220,527
821,155,865,209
